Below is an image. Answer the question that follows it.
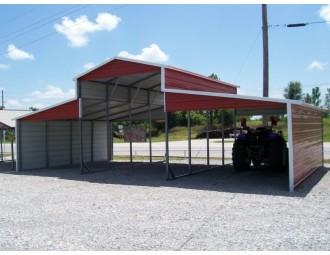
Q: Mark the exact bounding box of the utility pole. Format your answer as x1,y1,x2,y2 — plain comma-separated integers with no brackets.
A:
262,4,269,98
1,90,3,110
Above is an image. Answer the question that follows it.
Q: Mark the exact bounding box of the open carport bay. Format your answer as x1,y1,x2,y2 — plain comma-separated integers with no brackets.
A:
15,57,325,192
0,162,329,251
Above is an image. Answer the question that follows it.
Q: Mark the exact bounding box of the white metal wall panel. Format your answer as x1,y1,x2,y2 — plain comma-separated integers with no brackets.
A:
81,81,106,99
93,121,107,161
20,121,47,170
48,121,71,167
71,120,92,164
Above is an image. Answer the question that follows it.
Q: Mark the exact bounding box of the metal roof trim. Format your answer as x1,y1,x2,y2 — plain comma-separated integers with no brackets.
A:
164,88,326,112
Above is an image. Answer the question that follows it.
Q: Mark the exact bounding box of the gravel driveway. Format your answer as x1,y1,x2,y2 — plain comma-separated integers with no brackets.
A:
0,161,329,251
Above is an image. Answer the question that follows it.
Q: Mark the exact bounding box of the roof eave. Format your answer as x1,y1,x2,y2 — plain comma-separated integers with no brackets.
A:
14,98,78,121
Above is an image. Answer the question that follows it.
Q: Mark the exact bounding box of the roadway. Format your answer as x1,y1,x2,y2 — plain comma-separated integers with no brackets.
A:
2,139,329,160
114,139,330,160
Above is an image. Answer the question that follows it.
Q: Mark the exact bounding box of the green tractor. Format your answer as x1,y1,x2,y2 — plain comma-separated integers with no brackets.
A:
232,116,288,171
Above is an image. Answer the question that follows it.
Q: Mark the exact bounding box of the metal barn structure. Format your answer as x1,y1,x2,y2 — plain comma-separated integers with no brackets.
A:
15,57,324,192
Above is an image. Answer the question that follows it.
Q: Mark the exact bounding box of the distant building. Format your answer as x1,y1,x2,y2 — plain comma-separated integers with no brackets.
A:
0,109,30,131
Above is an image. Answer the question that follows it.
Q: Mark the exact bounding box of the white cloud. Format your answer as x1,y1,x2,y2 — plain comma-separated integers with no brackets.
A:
7,44,34,60
54,12,121,47
6,99,23,108
29,84,75,99
307,60,328,70
0,63,10,69
319,4,330,23
118,44,169,63
84,62,96,70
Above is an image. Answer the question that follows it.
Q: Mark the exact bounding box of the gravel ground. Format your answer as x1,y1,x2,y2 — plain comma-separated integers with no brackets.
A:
0,161,329,251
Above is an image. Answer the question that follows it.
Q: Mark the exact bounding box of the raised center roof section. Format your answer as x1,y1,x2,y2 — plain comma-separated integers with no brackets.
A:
75,57,239,94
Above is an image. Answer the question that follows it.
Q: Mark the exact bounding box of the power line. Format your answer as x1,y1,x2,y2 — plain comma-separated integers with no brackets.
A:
0,5,45,26
234,29,262,84
0,5,92,44
268,20,330,28
0,4,130,58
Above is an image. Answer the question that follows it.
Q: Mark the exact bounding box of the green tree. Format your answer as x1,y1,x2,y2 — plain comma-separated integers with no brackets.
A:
29,106,38,111
283,81,303,100
304,93,312,104
208,73,221,125
207,73,235,127
324,88,330,117
190,111,205,126
209,73,220,80
311,86,322,106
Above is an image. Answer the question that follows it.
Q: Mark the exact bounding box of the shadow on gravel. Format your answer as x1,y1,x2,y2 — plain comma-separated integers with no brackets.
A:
1,161,329,198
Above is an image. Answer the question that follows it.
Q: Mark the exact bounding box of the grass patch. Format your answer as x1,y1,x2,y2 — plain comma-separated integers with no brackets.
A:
113,155,165,161
114,117,330,143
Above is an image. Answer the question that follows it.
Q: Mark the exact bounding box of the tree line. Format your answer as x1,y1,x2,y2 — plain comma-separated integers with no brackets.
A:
283,81,330,116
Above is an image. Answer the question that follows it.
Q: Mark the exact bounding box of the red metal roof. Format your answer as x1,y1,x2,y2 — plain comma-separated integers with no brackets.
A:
21,58,292,121
20,99,79,121
165,67,237,93
165,92,286,112
78,58,161,81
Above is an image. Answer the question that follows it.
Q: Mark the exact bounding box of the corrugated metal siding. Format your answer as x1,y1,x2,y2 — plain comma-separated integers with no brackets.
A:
165,68,237,93
78,59,160,81
292,104,323,188
81,81,106,100
20,121,47,170
19,120,106,170
71,121,92,164
165,92,285,112
93,121,107,161
48,121,71,167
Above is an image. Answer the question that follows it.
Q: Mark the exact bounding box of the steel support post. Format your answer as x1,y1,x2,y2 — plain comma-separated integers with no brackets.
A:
188,111,192,173
206,110,210,166
129,89,132,163
110,121,113,161
11,139,14,171
0,133,3,162
106,99,110,166
46,121,49,168
165,111,170,180
91,121,94,162
287,103,294,192
221,109,225,165
79,118,84,173
79,97,85,173
16,120,22,172
234,109,237,139
106,83,110,167
148,91,152,163
70,120,73,165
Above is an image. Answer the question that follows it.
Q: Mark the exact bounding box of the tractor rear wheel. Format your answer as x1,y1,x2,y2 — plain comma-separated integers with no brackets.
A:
232,140,250,171
268,139,288,171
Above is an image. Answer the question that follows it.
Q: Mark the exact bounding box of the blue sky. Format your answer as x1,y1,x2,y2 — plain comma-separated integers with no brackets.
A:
0,4,329,110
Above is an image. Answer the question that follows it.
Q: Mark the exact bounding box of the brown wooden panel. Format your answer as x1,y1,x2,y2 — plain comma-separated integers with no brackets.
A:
291,104,323,188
